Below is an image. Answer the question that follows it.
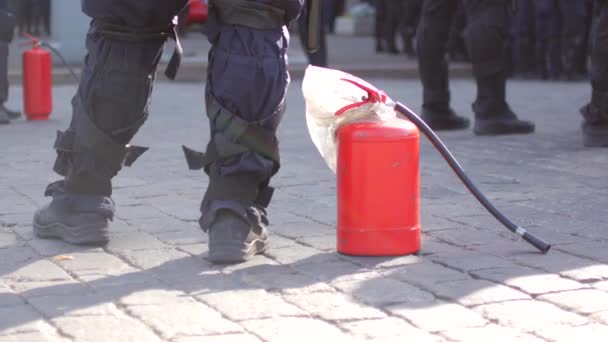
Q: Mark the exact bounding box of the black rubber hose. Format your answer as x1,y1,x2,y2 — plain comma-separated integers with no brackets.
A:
394,102,551,253
39,42,80,82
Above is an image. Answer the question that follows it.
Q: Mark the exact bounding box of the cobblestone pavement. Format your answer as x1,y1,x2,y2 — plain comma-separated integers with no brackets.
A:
1,78,607,342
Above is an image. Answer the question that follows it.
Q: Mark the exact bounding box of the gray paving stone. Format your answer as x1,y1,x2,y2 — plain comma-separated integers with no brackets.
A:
0,305,49,335
388,300,488,332
282,292,386,321
593,280,608,292
51,314,162,342
241,317,353,342
26,239,104,257
539,289,608,314
125,300,242,339
114,205,163,221
440,325,546,342
174,335,262,342
10,280,91,298
471,267,587,295
3,260,72,282
557,241,608,263
0,245,39,267
510,251,608,282
424,279,530,306
384,261,471,289
343,254,424,269
53,251,137,277
265,243,338,265
176,243,208,256
235,264,334,293
117,248,211,277
105,231,169,252
333,276,436,308
153,229,208,246
119,289,194,306
292,259,367,282
473,300,588,333
340,317,444,342
0,331,69,342
28,294,121,317
196,289,307,321
0,285,23,307
0,232,18,249
430,251,520,272
296,235,336,251
534,323,608,342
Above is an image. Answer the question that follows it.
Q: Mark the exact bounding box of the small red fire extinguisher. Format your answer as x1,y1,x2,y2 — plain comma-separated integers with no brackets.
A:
22,33,52,120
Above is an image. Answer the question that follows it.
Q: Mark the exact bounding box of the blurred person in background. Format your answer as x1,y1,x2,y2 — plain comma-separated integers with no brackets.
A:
0,0,21,124
579,0,608,147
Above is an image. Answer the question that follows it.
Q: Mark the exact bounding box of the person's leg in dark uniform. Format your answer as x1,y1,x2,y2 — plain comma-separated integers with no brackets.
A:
298,3,328,67
416,0,470,130
580,0,608,147
534,0,561,80
447,1,468,62
0,0,21,124
511,0,535,78
463,0,535,135
557,0,589,80
375,0,387,52
401,0,422,58
384,0,401,54
33,0,188,244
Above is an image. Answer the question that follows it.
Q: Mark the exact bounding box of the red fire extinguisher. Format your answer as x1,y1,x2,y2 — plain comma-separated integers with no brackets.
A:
22,34,52,120
337,118,421,256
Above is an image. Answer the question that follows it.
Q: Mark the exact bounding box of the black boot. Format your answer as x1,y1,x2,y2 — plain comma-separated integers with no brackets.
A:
0,107,9,125
207,210,268,264
33,181,114,245
580,90,608,147
421,107,470,131
473,73,535,136
0,104,21,120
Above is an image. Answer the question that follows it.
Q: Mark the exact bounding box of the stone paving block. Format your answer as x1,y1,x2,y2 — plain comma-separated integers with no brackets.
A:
8,226,36,241
153,229,208,246
176,243,207,256
0,305,49,335
418,240,469,256
282,292,386,321
119,289,194,306
53,251,137,277
268,219,335,239
117,248,211,277
557,241,608,263
593,281,608,292
473,300,588,333
384,261,471,289
343,254,424,270
440,324,546,342
131,216,196,234
125,300,243,339
0,331,69,342
196,289,307,321
28,294,121,317
292,259,368,283
11,280,91,298
266,234,298,249
51,314,162,342
105,231,169,252
296,235,336,251
534,323,608,342
510,250,608,282
424,279,530,306
115,205,162,221
429,251,520,272
174,334,262,342
26,239,104,257
0,245,39,267
235,264,334,293
265,243,338,265
471,267,587,295
332,276,436,308
539,289,608,314
340,317,445,342
0,288,23,308
388,300,488,332
241,317,353,342
429,228,504,247
3,260,72,282
0,232,18,249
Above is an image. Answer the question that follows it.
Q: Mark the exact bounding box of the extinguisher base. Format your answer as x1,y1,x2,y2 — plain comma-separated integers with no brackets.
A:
337,226,421,256
26,114,51,121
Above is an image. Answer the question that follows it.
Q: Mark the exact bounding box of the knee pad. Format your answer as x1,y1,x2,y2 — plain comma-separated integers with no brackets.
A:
464,6,509,77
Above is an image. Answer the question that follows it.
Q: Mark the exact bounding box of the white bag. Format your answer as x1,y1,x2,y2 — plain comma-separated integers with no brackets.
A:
302,66,396,172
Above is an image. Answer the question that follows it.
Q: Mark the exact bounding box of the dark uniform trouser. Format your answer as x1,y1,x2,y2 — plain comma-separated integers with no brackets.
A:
0,41,7,104
51,0,291,230
417,0,511,115
511,0,535,76
584,0,608,123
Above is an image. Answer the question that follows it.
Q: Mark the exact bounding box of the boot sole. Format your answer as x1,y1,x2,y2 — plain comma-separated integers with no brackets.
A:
208,238,268,264
33,220,109,246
